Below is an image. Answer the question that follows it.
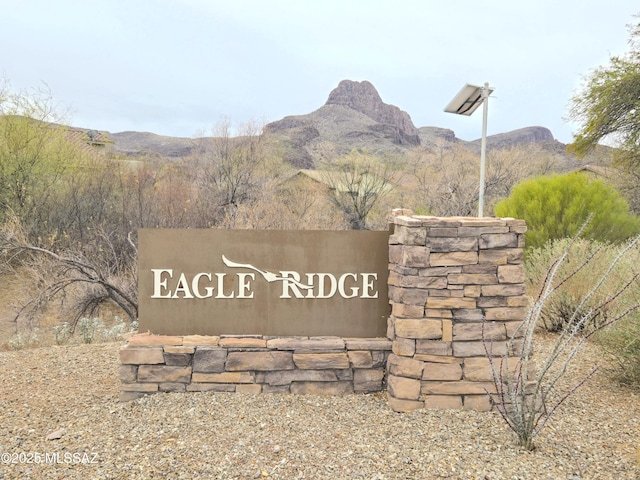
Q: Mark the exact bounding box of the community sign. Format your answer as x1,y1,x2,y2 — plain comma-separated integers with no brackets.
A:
138,229,390,337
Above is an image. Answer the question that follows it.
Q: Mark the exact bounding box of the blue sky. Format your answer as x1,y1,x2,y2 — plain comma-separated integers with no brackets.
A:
1,0,637,143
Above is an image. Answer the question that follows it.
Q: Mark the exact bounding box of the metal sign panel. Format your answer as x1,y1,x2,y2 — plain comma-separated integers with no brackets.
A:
138,229,390,337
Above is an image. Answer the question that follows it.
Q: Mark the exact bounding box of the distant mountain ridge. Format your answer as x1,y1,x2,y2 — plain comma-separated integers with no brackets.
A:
109,131,196,157
469,126,555,148
95,80,565,164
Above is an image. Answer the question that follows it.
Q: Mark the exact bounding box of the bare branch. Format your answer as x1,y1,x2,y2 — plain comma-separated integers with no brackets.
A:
0,215,138,329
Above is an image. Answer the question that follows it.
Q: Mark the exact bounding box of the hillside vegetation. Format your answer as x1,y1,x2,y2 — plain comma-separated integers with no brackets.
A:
0,77,629,341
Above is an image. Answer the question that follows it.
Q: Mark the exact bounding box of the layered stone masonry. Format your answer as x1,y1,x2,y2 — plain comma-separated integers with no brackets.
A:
386,214,527,412
119,335,392,401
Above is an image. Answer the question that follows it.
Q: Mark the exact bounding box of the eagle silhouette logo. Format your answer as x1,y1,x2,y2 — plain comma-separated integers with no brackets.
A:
222,255,313,290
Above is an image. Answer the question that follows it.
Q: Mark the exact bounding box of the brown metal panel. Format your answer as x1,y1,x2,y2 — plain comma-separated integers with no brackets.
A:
138,229,390,337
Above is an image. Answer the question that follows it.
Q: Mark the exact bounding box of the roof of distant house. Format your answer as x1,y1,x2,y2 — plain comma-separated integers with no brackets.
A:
289,169,395,195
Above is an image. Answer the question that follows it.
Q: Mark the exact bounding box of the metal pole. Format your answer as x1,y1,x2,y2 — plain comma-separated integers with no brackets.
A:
478,82,490,217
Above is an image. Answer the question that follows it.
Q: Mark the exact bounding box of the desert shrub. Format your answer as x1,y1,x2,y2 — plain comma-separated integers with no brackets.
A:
99,316,138,342
77,317,102,344
525,238,640,333
52,322,72,345
539,290,611,333
596,315,640,388
490,231,640,450
6,329,39,350
75,316,137,344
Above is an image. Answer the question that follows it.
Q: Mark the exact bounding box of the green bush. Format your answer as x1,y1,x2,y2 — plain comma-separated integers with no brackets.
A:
494,172,640,250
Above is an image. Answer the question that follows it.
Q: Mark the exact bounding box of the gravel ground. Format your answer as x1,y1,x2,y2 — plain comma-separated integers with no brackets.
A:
0,336,638,480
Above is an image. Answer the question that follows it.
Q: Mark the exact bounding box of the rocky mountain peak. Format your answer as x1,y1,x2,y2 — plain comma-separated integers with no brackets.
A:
325,80,420,145
325,80,381,109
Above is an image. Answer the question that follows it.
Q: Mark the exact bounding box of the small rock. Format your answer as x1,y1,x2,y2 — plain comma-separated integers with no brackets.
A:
46,428,65,440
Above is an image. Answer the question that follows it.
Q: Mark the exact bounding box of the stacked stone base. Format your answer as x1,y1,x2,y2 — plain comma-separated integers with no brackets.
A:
386,338,526,412
119,334,392,401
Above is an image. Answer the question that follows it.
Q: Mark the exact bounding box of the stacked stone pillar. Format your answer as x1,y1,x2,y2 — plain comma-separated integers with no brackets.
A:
386,214,527,412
